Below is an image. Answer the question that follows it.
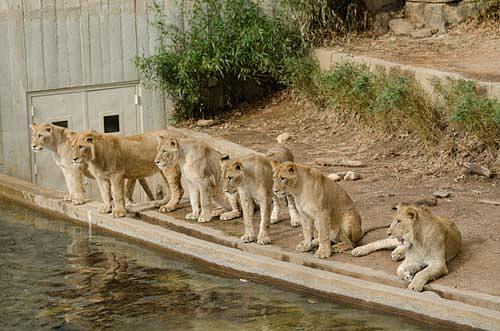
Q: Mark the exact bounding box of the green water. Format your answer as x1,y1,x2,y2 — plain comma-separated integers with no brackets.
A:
0,202,447,331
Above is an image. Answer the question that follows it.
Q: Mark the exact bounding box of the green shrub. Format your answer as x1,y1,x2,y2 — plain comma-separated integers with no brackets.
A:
435,79,500,148
317,62,444,142
478,0,500,21
135,0,308,119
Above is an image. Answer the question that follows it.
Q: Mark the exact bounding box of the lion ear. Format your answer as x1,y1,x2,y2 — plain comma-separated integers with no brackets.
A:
29,123,35,130
220,154,230,167
286,163,296,174
234,161,243,172
168,137,178,147
404,206,418,221
271,159,280,171
46,126,52,133
156,135,165,145
85,134,94,144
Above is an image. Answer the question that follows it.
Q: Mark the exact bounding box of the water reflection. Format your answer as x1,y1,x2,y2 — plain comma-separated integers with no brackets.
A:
0,203,445,331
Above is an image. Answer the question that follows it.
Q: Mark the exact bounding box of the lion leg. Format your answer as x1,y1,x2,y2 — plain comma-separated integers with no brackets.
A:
408,262,448,292
138,178,155,201
332,210,362,253
110,174,127,218
296,212,314,253
185,180,200,220
239,190,256,243
124,178,136,204
220,192,241,221
59,166,74,202
257,198,272,245
159,165,184,213
95,177,112,214
351,237,400,257
197,179,214,223
286,194,301,227
69,166,86,205
270,196,281,224
314,213,332,259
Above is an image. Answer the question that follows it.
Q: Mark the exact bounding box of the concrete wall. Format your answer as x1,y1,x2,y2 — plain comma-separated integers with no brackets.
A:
0,0,186,181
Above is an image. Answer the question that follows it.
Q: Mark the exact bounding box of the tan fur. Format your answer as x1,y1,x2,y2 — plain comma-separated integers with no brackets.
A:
272,161,363,259
265,145,301,227
70,130,183,217
155,136,240,223
389,206,461,291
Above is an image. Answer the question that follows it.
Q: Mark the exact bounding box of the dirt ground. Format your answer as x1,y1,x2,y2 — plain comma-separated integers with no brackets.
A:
176,92,500,297
334,21,500,82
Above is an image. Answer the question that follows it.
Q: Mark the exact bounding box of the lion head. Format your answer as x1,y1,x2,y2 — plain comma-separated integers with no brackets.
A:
30,123,55,151
155,136,180,170
70,131,96,165
387,205,420,248
220,156,243,194
272,161,298,198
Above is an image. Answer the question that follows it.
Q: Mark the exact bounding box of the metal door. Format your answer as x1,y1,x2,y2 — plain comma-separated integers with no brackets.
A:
31,91,85,191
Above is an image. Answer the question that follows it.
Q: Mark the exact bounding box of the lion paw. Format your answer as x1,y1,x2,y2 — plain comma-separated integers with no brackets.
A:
270,217,280,224
257,233,272,245
220,210,241,221
391,247,405,261
71,196,86,205
63,194,72,201
185,211,200,221
296,240,313,252
99,204,112,214
290,216,301,227
240,232,256,243
408,280,425,292
197,212,213,223
112,208,127,218
351,247,367,257
159,203,178,213
314,247,331,259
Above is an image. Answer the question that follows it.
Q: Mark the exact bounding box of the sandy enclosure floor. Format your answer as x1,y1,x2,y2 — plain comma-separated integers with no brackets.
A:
174,95,500,297
333,22,500,82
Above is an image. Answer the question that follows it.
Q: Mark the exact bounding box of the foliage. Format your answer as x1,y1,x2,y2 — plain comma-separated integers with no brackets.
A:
478,0,500,21
282,0,370,45
135,0,308,119
435,79,500,148
316,63,444,142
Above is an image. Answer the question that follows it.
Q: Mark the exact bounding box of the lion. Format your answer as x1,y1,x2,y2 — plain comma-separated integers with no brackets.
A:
155,135,240,223
353,205,462,292
31,123,161,205
265,145,301,227
70,130,184,217
272,161,362,259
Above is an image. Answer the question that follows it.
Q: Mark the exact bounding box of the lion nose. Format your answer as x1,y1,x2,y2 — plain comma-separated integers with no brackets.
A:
72,157,78,162
31,145,36,149
387,229,392,237
155,160,160,165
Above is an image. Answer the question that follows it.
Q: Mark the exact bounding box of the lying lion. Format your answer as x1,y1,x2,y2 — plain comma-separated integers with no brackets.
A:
70,130,183,217
352,205,462,291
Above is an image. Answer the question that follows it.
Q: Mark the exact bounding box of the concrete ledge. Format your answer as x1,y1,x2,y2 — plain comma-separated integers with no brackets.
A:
314,49,500,102
1,173,500,330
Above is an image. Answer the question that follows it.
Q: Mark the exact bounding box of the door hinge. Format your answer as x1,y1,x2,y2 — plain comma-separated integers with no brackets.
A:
135,94,141,106
30,104,35,121
34,163,38,176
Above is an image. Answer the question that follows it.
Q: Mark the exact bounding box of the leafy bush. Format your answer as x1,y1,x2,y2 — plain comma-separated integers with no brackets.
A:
478,0,500,21
317,62,444,142
435,79,500,148
135,0,308,119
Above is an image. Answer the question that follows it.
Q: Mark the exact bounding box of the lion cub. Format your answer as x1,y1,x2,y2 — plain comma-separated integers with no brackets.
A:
272,161,363,259
155,135,240,223
354,205,462,292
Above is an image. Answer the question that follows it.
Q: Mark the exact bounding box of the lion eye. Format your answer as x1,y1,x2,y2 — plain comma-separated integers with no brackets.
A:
228,176,233,181
280,177,287,183
38,134,43,138
396,219,401,224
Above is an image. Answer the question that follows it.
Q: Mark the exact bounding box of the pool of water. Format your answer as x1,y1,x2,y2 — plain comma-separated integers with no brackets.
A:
0,202,449,331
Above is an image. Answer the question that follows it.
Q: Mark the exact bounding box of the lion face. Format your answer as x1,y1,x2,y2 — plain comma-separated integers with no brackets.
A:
221,160,243,194
155,137,180,170
70,133,95,164
272,161,297,198
30,124,54,151
387,206,418,248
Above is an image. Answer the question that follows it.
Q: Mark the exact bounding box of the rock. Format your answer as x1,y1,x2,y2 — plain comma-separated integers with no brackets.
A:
433,190,451,198
315,158,364,167
196,119,215,127
411,28,433,38
277,132,292,144
372,11,392,35
392,196,437,210
478,199,500,206
328,173,342,182
389,19,414,36
344,171,362,181
462,162,493,178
